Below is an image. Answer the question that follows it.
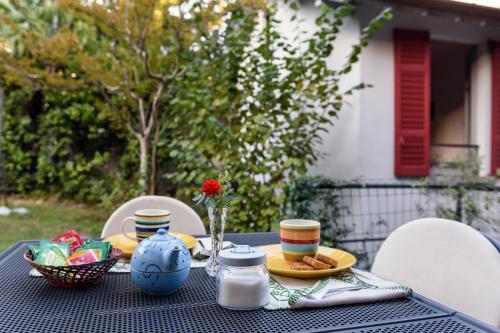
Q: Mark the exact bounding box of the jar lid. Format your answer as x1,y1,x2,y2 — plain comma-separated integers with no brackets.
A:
218,245,266,267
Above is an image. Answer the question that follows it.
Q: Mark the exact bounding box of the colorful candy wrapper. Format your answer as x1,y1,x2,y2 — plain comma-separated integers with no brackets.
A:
67,249,101,265
40,240,71,257
52,230,83,253
36,246,67,266
29,245,41,260
79,241,111,260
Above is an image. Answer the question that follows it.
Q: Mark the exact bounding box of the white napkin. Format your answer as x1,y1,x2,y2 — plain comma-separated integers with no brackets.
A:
266,268,411,310
190,238,235,267
193,238,235,254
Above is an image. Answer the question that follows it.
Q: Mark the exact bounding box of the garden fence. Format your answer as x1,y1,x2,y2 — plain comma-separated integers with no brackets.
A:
308,181,500,269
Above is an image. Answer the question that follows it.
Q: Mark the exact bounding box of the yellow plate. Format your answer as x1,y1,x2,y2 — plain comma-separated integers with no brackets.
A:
262,244,357,278
103,232,197,257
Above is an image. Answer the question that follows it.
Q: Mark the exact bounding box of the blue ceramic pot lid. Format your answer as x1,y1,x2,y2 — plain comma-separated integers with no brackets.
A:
148,228,175,242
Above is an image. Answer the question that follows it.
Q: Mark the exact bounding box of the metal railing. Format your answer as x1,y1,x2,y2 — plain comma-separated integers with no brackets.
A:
307,181,500,269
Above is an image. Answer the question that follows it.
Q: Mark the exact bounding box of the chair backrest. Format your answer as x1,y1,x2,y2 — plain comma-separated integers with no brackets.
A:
101,195,206,238
371,218,500,328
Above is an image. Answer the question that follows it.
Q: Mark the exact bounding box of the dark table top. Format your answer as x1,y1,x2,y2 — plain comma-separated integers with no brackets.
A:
0,233,497,333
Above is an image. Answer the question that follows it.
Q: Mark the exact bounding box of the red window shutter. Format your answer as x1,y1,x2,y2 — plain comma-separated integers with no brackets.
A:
394,29,430,177
491,42,500,176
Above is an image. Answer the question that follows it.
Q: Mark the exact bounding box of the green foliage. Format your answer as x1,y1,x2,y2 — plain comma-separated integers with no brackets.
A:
167,2,391,232
285,176,351,248
1,88,37,193
0,0,392,232
34,89,122,201
418,151,500,229
2,0,255,193
0,0,64,58
1,86,132,203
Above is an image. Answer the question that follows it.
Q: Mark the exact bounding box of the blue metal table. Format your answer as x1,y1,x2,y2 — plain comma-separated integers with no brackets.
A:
0,233,498,333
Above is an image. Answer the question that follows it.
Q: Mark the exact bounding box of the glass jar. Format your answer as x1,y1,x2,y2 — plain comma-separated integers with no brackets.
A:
216,245,269,310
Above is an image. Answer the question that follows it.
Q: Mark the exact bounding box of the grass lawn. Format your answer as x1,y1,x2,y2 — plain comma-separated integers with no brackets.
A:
0,199,107,252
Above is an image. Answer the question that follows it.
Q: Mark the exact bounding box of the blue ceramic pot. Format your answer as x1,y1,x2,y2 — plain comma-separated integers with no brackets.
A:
130,229,191,295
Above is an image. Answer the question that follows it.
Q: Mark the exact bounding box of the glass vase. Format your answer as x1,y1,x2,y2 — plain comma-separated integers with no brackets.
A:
205,206,227,277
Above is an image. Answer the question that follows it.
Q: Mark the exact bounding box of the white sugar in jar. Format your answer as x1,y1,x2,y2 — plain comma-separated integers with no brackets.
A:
216,246,269,310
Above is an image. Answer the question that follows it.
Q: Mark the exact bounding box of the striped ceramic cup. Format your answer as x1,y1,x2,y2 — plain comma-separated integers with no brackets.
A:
121,209,171,243
280,219,321,262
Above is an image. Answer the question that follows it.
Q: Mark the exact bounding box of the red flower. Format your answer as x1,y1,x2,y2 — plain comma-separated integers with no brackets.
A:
202,179,221,196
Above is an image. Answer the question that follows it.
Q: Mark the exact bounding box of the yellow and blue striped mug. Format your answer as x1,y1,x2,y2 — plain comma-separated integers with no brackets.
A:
121,209,171,243
280,219,321,262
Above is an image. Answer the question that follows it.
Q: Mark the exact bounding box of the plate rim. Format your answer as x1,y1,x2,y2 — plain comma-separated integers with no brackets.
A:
262,244,357,278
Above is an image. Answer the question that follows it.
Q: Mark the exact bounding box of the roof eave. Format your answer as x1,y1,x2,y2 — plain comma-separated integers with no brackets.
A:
382,0,500,21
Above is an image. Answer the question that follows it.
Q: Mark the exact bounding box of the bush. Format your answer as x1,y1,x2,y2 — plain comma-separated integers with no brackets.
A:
2,87,130,203
166,3,391,232
2,88,38,193
285,176,351,247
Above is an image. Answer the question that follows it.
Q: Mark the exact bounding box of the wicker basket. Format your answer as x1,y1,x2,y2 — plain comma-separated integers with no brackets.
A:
24,248,122,288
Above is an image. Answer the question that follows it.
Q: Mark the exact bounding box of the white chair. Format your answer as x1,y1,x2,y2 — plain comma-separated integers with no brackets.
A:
101,195,206,238
371,218,500,327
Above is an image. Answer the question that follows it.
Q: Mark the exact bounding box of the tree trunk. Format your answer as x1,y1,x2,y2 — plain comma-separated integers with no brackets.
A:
138,135,148,194
149,122,161,195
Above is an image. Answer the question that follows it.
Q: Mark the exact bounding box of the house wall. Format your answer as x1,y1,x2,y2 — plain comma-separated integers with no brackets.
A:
277,0,500,180
357,19,395,179
357,1,500,179
276,2,364,179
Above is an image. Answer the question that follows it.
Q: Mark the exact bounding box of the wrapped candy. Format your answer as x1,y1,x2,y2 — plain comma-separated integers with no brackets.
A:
67,249,101,266
79,241,111,260
40,241,70,257
52,230,83,253
32,231,112,266
29,245,41,260
36,246,67,266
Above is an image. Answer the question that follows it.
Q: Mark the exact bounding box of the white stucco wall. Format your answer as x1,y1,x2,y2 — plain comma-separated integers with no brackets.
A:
276,2,363,180
357,27,395,179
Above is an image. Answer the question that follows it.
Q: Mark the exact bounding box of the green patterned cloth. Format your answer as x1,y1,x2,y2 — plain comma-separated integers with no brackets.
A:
266,268,411,310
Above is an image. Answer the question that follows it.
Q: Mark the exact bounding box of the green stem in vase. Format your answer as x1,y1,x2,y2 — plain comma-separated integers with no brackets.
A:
206,206,227,277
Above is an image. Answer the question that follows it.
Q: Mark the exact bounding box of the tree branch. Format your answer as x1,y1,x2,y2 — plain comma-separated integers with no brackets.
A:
110,39,147,130
137,0,156,50
131,0,165,83
141,48,165,83
149,119,161,194
145,81,164,136
123,0,134,50
138,97,146,131
0,61,42,82
97,83,141,139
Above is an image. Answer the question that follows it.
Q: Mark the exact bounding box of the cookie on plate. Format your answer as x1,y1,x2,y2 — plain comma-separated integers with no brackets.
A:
291,262,315,271
303,256,331,270
315,253,338,268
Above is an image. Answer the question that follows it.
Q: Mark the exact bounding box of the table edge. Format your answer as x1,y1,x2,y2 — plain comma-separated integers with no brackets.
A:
2,238,498,333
